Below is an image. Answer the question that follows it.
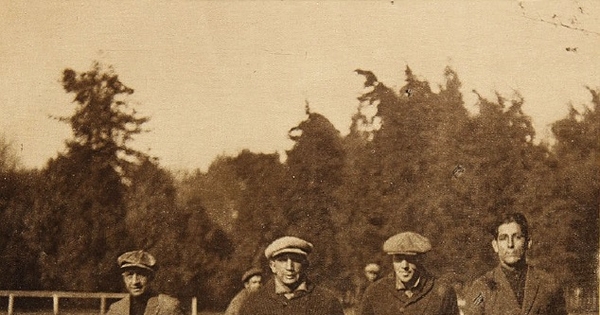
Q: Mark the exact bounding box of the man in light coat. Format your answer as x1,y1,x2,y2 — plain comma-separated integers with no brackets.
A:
106,250,183,315
463,212,567,315
224,267,263,315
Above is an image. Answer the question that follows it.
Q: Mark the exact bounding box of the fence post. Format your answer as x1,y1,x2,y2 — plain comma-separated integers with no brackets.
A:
8,294,14,315
100,295,107,315
191,297,197,315
53,294,59,315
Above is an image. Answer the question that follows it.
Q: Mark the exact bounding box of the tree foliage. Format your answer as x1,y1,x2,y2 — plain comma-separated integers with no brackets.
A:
22,62,150,291
0,64,596,313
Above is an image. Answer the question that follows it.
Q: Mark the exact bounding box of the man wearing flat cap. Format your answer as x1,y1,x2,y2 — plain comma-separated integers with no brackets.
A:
224,267,263,315
358,232,460,315
353,263,382,308
106,250,183,315
239,236,344,315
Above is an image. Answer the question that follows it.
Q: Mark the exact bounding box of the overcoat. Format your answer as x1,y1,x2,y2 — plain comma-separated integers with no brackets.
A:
106,294,183,315
463,265,567,315
239,279,344,315
358,272,460,315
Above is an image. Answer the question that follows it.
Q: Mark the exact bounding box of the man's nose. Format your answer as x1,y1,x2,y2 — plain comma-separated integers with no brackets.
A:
132,274,140,282
507,237,514,248
285,258,294,269
398,260,409,269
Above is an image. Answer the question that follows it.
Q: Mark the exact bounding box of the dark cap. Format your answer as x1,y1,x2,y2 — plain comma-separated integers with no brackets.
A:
383,232,431,255
264,236,313,259
241,267,263,283
117,250,156,272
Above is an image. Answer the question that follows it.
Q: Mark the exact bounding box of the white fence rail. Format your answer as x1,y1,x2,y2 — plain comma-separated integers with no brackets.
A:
0,291,198,315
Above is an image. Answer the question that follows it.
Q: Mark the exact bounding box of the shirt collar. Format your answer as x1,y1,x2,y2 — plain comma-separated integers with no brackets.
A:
274,278,308,298
396,276,420,290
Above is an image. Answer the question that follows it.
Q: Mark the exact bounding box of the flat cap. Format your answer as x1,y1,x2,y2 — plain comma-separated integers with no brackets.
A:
364,263,381,273
241,267,263,283
264,236,313,259
117,250,156,272
383,232,431,255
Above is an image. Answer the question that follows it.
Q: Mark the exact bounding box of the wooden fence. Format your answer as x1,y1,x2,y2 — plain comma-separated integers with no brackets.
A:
0,291,198,315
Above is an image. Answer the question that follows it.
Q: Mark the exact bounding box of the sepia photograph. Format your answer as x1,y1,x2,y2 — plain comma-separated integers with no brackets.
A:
0,1,598,315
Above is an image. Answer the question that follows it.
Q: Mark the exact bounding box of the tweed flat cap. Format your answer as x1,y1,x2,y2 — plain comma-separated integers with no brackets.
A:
364,263,381,273
264,236,313,259
118,250,156,271
241,267,263,283
383,232,431,255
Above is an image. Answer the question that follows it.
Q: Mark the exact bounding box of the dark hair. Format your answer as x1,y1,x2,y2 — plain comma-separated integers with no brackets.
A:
491,212,529,240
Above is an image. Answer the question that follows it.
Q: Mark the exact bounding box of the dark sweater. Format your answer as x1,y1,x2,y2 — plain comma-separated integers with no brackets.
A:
358,272,460,315
239,279,344,315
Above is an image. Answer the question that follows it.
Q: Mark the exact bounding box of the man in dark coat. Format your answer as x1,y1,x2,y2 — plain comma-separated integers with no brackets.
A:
353,263,382,307
358,232,460,315
463,212,567,315
106,250,183,315
239,236,344,315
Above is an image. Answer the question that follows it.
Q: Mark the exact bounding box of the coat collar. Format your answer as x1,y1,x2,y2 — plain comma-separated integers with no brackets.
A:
264,278,315,302
383,271,435,305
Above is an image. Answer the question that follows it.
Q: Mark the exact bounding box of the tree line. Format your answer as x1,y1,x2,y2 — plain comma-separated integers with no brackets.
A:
0,62,597,310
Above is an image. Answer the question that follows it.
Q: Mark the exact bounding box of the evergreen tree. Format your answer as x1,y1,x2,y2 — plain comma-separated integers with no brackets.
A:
548,88,599,283
283,106,346,290
25,62,147,291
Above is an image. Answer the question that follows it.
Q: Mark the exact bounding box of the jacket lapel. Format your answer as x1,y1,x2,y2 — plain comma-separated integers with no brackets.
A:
493,266,521,311
385,272,434,307
522,267,540,315
383,275,410,304
144,295,159,315
118,296,130,315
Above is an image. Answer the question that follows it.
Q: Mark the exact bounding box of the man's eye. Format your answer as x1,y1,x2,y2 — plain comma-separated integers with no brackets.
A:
498,235,508,241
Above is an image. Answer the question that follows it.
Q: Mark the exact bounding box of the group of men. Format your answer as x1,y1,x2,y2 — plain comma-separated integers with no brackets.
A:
109,212,567,315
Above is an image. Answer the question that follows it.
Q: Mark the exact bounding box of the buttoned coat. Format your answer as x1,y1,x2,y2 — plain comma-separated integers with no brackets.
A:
239,279,344,315
463,265,567,315
358,272,460,315
106,294,183,315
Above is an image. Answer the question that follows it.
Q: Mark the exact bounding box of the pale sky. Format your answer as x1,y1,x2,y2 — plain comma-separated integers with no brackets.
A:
1,1,599,171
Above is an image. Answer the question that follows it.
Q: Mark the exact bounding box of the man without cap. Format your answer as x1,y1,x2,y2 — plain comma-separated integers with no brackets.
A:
224,267,263,315
239,236,345,315
358,232,460,315
463,212,567,315
106,250,183,315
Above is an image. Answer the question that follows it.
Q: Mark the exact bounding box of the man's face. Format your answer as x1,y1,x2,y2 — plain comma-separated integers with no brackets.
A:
365,270,379,282
492,222,531,269
122,268,152,297
244,275,262,292
269,253,306,287
392,254,420,284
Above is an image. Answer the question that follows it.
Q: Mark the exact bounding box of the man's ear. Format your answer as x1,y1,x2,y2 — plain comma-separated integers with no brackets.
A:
269,260,276,273
492,239,499,253
527,239,532,250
